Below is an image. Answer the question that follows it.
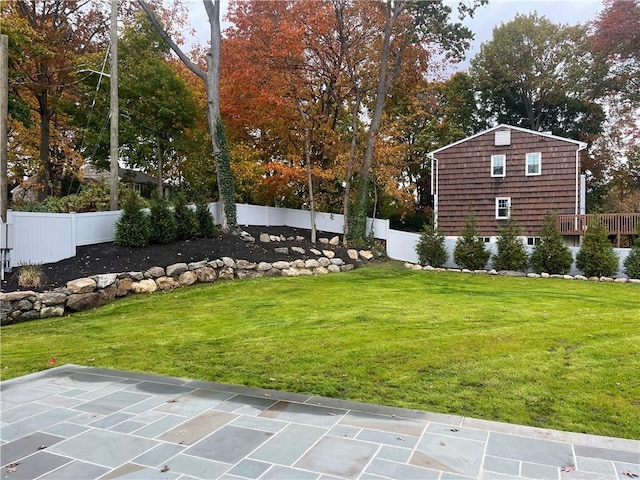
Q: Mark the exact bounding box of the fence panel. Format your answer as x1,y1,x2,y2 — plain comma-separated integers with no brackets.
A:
75,211,121,246
7,211,75,267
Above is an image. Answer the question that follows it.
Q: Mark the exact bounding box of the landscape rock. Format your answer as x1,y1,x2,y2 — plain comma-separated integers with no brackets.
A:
295,236,305,242
317,257,331,267
67,286,115,311
196,266,217,283
17,299,33,311
116,278,133,296
236,260,256,270
574,275,588,281
156,276,179,290
38,292,68,305
257,262,272,271
330,258,344,266
40,305,65,318
310,248,322,256
241,235,255,243
66,277,97,294
263,268,282,277
298,268,313,276
274,247,289,255
327,265,341,273
130,279,157,294
260,233,270,243
221,257,236,268
179,271,198,286
0,291,36,302
359,250,374,260
340,264,355,271
347,249,359,260
291,259,306,269
322,250,335,259
144,267,165,279
305,259,320,268
281,268,299,277
166,263,188,277
93,273,118,288
272,261,290,270
614,277,627,283
291,247,305,254
129,271,144,281
329,236,340,246
217,267,235,281
499,270,526,277
315,267,329,275
526,273,541,278
319,238,329,244
237,270,262,280
188,261,208,270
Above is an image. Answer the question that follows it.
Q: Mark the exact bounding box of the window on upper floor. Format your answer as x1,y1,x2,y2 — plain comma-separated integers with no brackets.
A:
526,152,542,176
491,154,506,177
496,197,511,219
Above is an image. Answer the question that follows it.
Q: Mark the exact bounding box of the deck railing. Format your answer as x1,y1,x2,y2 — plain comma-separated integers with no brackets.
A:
557,213,640,245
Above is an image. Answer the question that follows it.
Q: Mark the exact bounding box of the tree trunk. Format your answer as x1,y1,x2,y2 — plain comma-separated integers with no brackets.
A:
342,87,360,243
155,134,163,198
38,92,53,197
297,101,317,243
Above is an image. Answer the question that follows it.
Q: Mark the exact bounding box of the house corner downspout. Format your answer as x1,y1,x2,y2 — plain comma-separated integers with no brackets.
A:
429,154,438,229
575,143,587,216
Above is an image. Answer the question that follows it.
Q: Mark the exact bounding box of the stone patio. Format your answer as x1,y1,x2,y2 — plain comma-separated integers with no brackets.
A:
1,365,638,479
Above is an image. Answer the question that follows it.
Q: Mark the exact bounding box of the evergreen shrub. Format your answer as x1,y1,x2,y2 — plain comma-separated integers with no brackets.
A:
624,228,640,279
149,197,177,244
492,217,528,271
114,191,151,247
415,224,448,267
196,200,216,238
529,213,573,274
453,209,490,270
576,218,619,277
173,193,199,240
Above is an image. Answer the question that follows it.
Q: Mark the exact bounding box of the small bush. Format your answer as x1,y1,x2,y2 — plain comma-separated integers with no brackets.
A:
453,209,490,270
415,224,448,267
173,193,199,241
16,263,45,289
529,212,574,275
149,197,177,244
576,218,619,277
114,191,151,247
492,217,528,271
196,200,216,238
624,232,640,279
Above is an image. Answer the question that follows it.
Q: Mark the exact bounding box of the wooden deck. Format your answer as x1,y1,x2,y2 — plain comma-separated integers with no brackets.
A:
557,213,640,247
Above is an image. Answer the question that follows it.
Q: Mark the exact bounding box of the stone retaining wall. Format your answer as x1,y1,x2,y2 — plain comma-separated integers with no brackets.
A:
404,263,640,284
1,255,357,326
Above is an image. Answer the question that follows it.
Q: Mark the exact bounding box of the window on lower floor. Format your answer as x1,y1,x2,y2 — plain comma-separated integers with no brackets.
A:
527,237,540,246
496,197,511,219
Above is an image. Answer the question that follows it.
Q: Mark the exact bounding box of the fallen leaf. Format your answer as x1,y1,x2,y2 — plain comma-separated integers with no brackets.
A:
160,465,170,473
622,471,639,478
47,357,57,365
7,462,19,473
264,393,272,397
561,465,576,473
327,412,336,416
396,437,405,441
450,428,459,432
88,358,95,362
91,412,98,418
166,399,178,403
37,444,47,450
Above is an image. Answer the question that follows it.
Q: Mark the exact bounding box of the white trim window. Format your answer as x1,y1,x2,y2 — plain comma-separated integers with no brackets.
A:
496,197,511,219
526,152,542,176
491,154,506,177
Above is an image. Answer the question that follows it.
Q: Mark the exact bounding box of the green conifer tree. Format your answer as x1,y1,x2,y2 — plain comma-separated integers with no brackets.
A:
576,217,619,277
453,209,490,270
529,213,573,274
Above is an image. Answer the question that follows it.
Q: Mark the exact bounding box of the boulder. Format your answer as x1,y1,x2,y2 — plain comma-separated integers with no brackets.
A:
257,262,272,271
179,271,198,286
526,273,541,278
16,310,41,323
241,235,255,243
38,292,68,306
156,276,179,291
317,257,331,267
274,247,289,255
499,270,526,277
196,267,217,283
291,259,306,269
322,250,335,259
221,257,236,268
282,268,299,277
263,268,282,277
359,250,374,260
340,264,355,272
260,233,271,243
330,258,344,266
297,268,313,276
272,261,290,270
329,235,340,246
17,299,33,311
347,249,359,260
0,291,36,302
93,273,118,288
291,247,305,254
236,260,256,270
129,271,144,281
315,267,329,275
116,278,133,296
40,305,65,319
144,266,165,279
188,261,208,270
295,236,305,242
67,286,116,312
305,259,320,269
237,270,262,280
327,265,341,273
166,263,188,277
319,238,329,244
130,279,157,294
310,248,322,256
67,277,97,294
217,267,235,280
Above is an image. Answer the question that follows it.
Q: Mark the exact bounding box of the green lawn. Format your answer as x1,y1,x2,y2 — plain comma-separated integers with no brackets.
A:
2,263,639,439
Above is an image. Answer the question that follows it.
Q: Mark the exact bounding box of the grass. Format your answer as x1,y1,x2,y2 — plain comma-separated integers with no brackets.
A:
2,262,639,439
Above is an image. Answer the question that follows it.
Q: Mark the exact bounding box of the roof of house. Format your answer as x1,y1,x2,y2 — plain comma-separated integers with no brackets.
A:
428,124,588,157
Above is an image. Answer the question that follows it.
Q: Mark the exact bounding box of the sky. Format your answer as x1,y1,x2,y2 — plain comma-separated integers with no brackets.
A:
184,0,605,71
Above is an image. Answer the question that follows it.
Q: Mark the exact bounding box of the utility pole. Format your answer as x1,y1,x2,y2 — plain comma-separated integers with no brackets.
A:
109,0,119,210
0,34,8,223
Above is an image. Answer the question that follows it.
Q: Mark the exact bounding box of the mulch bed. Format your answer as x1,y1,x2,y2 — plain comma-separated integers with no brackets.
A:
1,226,358,293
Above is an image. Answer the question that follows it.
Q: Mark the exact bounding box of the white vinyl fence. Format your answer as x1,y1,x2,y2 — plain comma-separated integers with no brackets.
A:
1,204,631,277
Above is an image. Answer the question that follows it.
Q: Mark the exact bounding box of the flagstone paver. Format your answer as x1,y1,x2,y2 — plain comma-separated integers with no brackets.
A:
1,364,638,480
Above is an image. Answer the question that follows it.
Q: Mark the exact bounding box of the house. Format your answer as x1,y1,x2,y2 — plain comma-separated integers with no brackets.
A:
428,124,587,246
82,165,172,198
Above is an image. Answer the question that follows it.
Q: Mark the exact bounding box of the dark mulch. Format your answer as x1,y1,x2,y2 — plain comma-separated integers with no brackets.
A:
1,226,359,293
